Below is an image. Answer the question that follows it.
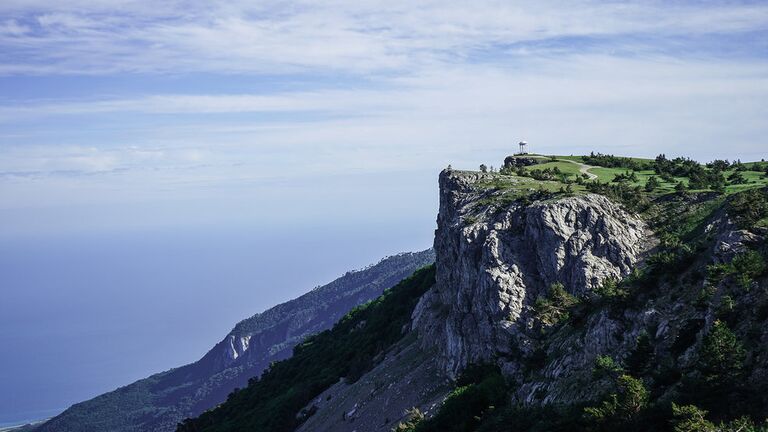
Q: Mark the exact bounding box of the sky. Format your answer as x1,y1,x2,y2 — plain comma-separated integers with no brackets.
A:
0,0,767,425
1,0,767,235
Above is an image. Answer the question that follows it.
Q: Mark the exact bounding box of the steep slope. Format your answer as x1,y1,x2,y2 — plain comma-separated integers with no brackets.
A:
174,159,768,432
36,250,434,432
176,265,438,432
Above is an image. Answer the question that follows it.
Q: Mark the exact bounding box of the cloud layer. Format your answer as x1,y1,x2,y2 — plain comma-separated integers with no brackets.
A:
0,0,766,233
1,1,767,74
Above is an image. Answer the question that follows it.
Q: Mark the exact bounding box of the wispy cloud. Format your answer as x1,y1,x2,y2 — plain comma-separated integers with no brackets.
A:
0,0,766,233
1,1,766,75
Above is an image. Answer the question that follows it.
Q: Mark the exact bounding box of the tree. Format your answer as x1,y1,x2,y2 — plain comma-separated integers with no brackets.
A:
626,332,654,376
698,320,745,389
730,189,768,228
479,164,488,173
713,180,726,195
644,175,659,192
675,181,687,195
593,355,623,379
593,277,627,300
584,375,649,425
707,160,731,172
534,282,579,326
728,171,747,184
732,250,767,279
671,403,716,432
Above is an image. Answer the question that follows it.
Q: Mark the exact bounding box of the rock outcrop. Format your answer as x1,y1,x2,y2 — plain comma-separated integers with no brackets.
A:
413,170,651,379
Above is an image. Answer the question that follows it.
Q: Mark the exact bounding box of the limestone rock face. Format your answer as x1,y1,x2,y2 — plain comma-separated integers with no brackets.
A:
413,170,650,377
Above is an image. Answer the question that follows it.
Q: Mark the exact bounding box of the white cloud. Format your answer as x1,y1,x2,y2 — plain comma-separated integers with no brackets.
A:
0,1,766,75
0,0,766,234
1,56,766,183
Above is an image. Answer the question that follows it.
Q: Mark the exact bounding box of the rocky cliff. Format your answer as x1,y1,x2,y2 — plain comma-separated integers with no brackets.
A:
36,250,434,432
413,170,651,379
171,167,768,432
290,170,655,430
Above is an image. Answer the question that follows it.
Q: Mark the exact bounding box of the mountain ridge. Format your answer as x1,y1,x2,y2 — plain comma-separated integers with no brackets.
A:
175,154,768,432
36,249,435,432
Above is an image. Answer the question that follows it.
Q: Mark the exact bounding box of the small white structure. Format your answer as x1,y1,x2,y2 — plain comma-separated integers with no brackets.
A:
518,141,528,154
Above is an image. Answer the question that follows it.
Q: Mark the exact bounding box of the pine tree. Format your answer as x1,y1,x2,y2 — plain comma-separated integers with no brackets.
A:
699,320,745,389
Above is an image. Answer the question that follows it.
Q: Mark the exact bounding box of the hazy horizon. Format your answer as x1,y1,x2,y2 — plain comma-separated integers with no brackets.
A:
0,220,435,426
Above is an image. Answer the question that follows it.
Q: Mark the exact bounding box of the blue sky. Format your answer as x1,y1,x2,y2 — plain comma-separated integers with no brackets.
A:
0,0,767,235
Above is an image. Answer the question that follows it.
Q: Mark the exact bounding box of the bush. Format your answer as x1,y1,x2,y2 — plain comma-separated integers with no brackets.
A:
671,403,716,432
593,277,628,300
729,188,768,228
583,375,649,426
414,365,507,432
394,407,425,432
534,282,579,326
593,355,623,379
645,176,660,192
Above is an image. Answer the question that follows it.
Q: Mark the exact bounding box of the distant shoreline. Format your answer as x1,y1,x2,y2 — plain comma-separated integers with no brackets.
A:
0,418,49,431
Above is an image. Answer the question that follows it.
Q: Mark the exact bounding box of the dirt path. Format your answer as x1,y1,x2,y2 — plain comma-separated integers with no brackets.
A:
559,159,598,180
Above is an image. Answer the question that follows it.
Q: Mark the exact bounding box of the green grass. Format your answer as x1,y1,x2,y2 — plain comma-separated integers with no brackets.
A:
471,155,768,212
524,161,582,177
523,156,768,196
723,169,768,194
474,173,586,208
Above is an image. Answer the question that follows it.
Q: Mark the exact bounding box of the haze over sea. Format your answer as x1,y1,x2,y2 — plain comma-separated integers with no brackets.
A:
0,215,435,426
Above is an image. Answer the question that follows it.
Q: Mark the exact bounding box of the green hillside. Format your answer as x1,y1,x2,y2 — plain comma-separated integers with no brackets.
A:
176,266,436,432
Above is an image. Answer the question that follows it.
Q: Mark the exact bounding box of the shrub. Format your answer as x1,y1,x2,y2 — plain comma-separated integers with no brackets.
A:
535,282,579,326
414,365,507,432
593,355,623,379
729,188,768,228
645,176,660,192
583,375,648,425
593,277,628,300
671,403,716,432
394,407,425,432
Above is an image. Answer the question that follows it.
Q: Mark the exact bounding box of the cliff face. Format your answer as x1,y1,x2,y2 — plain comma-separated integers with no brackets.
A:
413,170,651,379
37,250,435,432
168,171,767,432
293,171,656,431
